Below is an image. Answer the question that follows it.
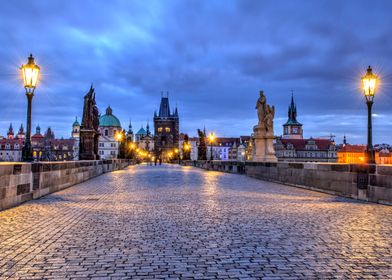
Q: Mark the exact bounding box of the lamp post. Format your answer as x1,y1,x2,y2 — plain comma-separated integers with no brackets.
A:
174,148,180,164
115,132,123,159
183,143,190,160
208,132,215,161
20,54,40,162
361,66,377,164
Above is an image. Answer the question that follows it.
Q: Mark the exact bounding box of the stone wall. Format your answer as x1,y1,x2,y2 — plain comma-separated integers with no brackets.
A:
0,159,131,211
182,160,392,205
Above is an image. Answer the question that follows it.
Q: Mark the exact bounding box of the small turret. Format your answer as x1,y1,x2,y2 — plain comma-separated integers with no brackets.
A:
36,124,41,135
7,123,14,139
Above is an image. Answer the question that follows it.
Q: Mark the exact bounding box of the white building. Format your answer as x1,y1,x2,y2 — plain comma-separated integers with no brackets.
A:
71,117,80,160
98,106,122,159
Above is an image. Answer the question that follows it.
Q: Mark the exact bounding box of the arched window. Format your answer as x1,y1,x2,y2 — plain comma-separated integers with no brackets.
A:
105,129,109,136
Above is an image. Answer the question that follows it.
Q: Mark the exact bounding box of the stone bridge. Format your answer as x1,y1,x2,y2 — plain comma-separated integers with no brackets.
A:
0,164,391,279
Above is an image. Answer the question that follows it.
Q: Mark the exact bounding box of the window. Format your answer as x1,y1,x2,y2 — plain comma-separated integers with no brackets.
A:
14,144,19,149
99,150,104,155
99,143,105,147
158,127,163,132
165,127,171,133
105,129,109,136
5,144,10,150
111,143,116,148
110,151,116,155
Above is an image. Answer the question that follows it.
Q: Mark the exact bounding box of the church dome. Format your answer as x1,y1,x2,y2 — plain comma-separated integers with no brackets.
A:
72,117,80,127
136,127,146,135
99,106,121,127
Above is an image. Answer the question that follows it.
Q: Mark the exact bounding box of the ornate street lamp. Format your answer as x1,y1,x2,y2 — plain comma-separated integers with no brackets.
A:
115,132,123,159
174,147,180,164
208,132,215,161
361,66,378,164
20,54,40,162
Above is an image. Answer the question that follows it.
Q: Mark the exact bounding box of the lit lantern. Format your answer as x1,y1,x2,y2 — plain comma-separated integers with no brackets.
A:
361,66,377,102
21,54,40,94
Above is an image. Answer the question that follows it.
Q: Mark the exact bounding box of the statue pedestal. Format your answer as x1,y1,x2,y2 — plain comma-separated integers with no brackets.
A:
79,129,97,160
252,124,277,162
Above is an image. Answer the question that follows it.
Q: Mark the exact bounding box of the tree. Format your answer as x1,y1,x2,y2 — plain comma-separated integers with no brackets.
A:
118,130,127,159
182,134,191,160
197,129,207,160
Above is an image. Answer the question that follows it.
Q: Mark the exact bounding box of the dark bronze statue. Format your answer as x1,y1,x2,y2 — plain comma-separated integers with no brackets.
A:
79,85,100,160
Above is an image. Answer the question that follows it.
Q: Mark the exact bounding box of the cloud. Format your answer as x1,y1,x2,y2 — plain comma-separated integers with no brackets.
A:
0,0,391,144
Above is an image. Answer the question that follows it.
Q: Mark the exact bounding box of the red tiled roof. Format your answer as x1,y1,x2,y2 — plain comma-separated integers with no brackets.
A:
0,138,24,150
32,133,44,139
338,144,367,153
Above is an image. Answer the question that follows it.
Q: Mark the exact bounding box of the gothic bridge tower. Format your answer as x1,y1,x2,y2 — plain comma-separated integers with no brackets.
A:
153,94,179,161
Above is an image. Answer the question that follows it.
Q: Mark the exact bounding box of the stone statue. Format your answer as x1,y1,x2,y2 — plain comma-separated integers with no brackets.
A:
252,90,277,162
256,91,275,131
80,85,100,160
256,91,267,125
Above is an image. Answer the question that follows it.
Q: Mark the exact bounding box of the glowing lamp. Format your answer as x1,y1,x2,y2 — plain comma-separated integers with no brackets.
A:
21,54,40,94
361,66,377,102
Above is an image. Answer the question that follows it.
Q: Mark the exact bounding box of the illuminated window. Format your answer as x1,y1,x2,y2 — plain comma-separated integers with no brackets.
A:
165,127,171,133
158,127,163,132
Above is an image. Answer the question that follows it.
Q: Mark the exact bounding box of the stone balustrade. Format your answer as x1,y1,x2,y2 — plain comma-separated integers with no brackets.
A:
0,159,131,211
182,160,392,205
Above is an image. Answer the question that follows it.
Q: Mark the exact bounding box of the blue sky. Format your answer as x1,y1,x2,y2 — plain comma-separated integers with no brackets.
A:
0,0,391,143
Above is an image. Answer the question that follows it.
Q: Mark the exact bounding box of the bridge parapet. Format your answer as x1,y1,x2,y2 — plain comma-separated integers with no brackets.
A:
0,159,131,211
182,160,392,205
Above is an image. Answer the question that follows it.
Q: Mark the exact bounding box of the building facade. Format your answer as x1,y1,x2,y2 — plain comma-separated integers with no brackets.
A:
274,94,337,162
153,96,179,161
98,106,122,159
72,117,80,160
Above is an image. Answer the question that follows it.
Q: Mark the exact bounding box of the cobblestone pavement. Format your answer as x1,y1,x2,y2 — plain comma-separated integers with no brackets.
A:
0,164,391,280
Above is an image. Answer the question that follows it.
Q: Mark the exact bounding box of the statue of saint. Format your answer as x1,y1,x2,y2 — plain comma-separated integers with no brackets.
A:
255,90,275,131
264,104,275,131
256,91,267,125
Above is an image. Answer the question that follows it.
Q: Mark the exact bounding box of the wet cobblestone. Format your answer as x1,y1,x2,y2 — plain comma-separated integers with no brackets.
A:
0,164,391,279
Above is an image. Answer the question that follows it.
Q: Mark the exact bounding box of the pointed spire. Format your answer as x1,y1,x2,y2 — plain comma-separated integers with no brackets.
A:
146,120,150,136
8,123,14,135
36,124,41,134
106,105,112,115
158,94,171,118
18,123,24,134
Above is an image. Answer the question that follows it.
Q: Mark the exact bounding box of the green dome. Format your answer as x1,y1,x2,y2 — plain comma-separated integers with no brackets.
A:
99,106,121,127
72,117,80,127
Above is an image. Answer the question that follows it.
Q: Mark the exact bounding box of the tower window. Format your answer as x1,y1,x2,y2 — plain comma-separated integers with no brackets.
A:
105,129,109,136
165,127,171,133
158,127,163,132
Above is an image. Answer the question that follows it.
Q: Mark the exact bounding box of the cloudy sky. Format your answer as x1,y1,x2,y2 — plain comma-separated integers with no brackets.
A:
0,0,391,143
